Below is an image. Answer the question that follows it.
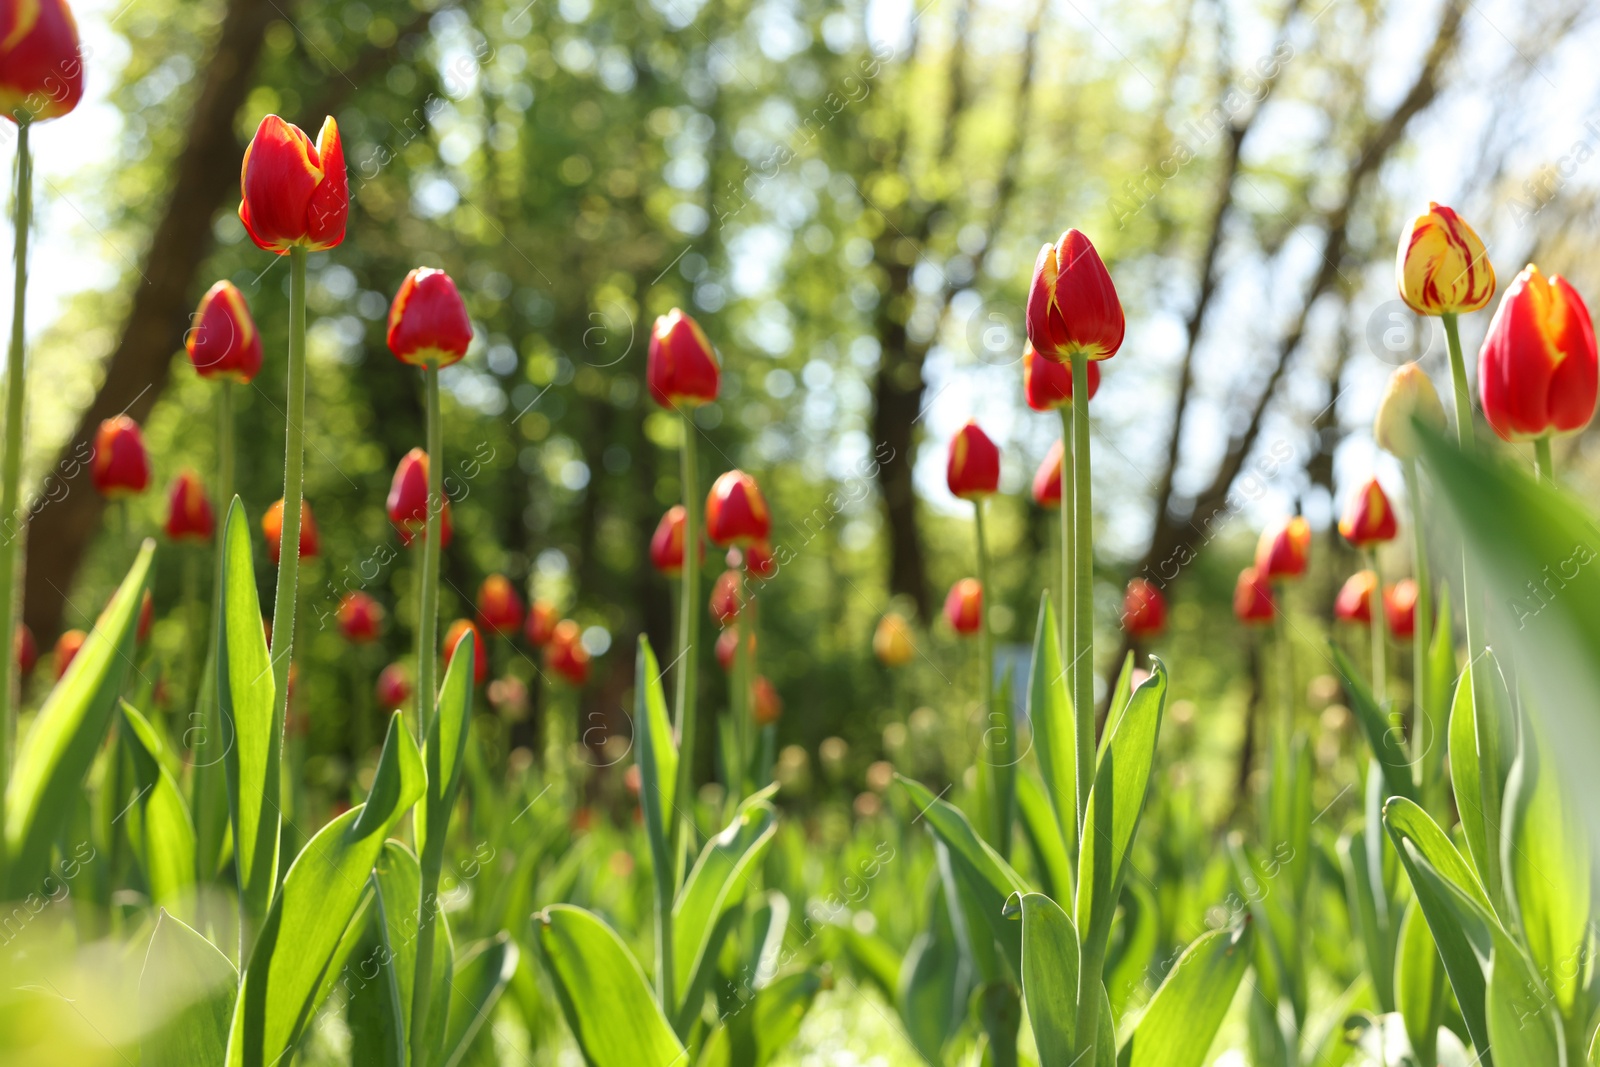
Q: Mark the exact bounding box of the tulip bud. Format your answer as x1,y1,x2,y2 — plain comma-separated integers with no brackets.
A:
387,448,453,549
1338,477,1397,548
524,599,557,646
1031,440,1063,507
476,574,524,636
53,628,85,680
715,625,755,673
387,267,474,369
545,619,591,685
944,578,982,636
873,612,915,667
1384,579,1418,638
163,469,215,544
238,114,348,254
1023,343,1100,412
91,416,150,497
745,540,776,579
647,308,720,408
444,618,486,685
0,0,84,122
1373,363,1446,460
1395,203,1495,316
337,591,383,643
1026,229,1125,362
15,623,36,677
263,498,319,563
376,662,412,709
1334,570,1378,625
705,470,771,547
184,280,264,383
947,421,1000,500
649,505,695,577
709,569,743,627
1477,264,1599,442
1232,567,1275,625
1122,578,1166,638
1255,516,1311,581
751,676,782,725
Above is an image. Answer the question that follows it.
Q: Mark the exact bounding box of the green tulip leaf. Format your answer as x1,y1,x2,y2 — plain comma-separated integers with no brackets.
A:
1013,891,1079,1065
1119,921,1253,1067
120,701,196,910
140,909,238,1067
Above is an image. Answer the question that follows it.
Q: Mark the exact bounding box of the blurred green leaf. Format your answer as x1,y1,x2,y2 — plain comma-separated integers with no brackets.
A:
140,909,237,1067
1331,645,1418,805
439,933,518,1067
119,701,196,910
697,970,821,1067
1119,921,1253,1067
1026,597,1074,855
417,624,476,861
1015,769,1072,904
1395,897,1444,1067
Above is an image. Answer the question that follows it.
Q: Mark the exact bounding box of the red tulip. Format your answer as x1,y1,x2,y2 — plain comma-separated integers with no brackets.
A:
647,308,720,408
944,578,982,636
238,114,348,254
1031,440,1063,507
15,623,36,677
91,416,150,497
263,498,319,563
376,662,412,708
53,628,85,680
1233,567,1275,626
710,569,743,627
1477,264,1599,442
745,540,776,579
1026,229,1125,362
476,574,523,636
163,469,215,544
947,421,1000,500
387,448,452,549
337,591,383,643
1122,578,1166,638
544,619,591,685
524,599,557,646
0,0,84,123
705,470,770,547
1335,571,1378,625
1384,579,1418,638
444,618,486,685
1023,343,1100,412
751,676,782,725
387,267,473,369
1338,478,1397,549
1255,516,1311,581
650,505,691,577
185,280,263,383
715,625,755,673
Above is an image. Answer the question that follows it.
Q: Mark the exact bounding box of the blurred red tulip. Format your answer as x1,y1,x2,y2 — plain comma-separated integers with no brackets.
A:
376,662,412,709
715,625,745,673
1023,343,1100,412
745,540,776,579
1026,229,1125,362
647,308,720,408
1396,203,1495,316
944,578,982,636
524,599,557,647
387,448,452,549
0,0,84,122
163,469,215,544
1255,516,1311,581
545,619,591,685
1384,579,1418,638
186,280,262,383
444,618,486,685
15,623,36,677
751,676,782,725
91,416,150,498
137,588,153,645
476,574,523,636
264,498,318,563
337,591,383,643
1233,567,1275,626
1478,264,1598,442
1338,478,1397,548
1031,440,1062,507
238,114,347,254
650,505,690,577
710,569,743,627
53,628,84,680
1335,570,1378,625
387,267,473,369
947,421,1000,500
1122,578,1166,638
706,470,771,548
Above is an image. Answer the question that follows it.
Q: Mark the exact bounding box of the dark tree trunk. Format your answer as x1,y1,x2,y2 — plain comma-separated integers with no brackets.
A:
870,262,929,620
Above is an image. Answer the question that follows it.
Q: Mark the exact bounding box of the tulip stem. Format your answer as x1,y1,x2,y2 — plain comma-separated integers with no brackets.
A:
973,497,1009,858
1534,435,1554,483
671,409,700,868
1367,549,1385,709
1069,354,1094,835
416,365,443,741
1059,405,1075,700
1403,460,1433,802
0,119,30,892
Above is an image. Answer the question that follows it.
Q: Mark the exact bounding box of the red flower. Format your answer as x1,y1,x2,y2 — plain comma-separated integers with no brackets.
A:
710,569,743,627
1122,578,1166,638
0,0,84,123
1031,440,1063,507
1338,478,1397,549
705,470,771,547
186,280,262,383
476,574,523,636
387,267,473,369
947,421,1000,500
238,115,347,254
1233,567,1275,626
337,592,383,643
745,540,776,579
15,623,36,676
944,578,982,636
545,619,591,685
751,676,782,725
1026,229,1125,362
91,416,150,497
1478,264,1599,442
1335,571,1378,625
1023,342,1100,412
524,599,557,646
163,469,215,544
376,662,412,708
444,618,486,685
650,505,693,576
387,448,452,549
647,308,720,407
1255,516,1311,581
1384,579,1418,638
263,498,319,563
715,625,755,673
53,628,85,680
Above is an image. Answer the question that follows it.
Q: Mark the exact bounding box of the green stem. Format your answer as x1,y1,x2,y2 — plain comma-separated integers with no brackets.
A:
1367,549,1385,710
671,411,700,863
1059,406,1073,671
410,362,445,1066
975,497,1009,857
1069,354,1094,835
0,120,31,893
1404,460,1433,801
1534,435,1554,484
